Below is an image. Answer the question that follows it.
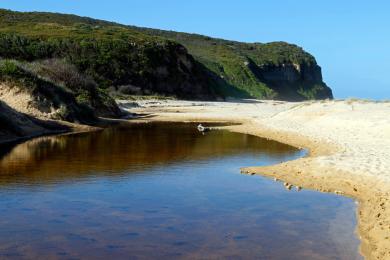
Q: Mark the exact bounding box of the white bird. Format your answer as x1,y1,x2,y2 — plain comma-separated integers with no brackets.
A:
197,124,206,132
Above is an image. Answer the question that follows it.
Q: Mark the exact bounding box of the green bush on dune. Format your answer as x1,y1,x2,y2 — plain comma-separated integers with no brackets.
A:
0,59,98,123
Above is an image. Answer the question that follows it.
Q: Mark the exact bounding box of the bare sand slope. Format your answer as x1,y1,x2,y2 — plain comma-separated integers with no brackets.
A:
120,99,390,260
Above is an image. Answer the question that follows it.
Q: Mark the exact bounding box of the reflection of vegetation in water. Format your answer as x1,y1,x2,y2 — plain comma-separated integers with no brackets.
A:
0,123,298,185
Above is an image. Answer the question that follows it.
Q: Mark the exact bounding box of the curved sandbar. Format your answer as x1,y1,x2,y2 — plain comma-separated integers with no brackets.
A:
121,98,390,260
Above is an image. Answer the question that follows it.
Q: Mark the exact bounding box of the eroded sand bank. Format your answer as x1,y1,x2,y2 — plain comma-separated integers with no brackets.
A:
119,99,390,260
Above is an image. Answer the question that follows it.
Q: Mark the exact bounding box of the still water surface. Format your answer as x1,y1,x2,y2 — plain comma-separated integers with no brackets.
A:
0,122,361,259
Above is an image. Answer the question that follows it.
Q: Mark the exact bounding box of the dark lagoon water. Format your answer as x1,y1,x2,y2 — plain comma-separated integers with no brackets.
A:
0,122,361,259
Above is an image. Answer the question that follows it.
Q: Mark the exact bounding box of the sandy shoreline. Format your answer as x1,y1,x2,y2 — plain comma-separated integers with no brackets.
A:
120,98,390,260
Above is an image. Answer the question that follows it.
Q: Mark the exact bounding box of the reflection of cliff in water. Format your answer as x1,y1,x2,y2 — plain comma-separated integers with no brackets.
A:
0,122,298,186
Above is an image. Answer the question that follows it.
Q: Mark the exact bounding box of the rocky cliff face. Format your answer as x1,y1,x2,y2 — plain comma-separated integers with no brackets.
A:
257,63,322,83
248,61,332,100
121,43,216,99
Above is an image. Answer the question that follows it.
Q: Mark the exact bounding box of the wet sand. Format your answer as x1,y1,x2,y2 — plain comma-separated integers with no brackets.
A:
120,98,390,260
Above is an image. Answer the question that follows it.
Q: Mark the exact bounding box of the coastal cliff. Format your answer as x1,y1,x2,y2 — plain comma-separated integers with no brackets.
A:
0,9,333,140
0,9,332,103
248,62,332,100
136,30,333,100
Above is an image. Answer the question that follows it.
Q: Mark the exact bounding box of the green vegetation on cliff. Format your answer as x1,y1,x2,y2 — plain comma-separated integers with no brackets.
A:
0,8,332,108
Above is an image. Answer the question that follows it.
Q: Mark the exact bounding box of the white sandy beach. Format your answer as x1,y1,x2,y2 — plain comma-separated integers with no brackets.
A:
119,99,390,260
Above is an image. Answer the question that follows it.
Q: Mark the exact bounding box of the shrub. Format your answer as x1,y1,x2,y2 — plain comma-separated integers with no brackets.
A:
55,104,70,121
26,59,97,92
0,60,19,75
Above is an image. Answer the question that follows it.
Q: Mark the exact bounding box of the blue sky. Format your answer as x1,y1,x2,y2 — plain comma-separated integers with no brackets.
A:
1,0,389,99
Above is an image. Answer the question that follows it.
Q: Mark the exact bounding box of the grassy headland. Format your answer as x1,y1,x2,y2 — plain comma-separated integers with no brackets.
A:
0,8,332,140
0,9,332,102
